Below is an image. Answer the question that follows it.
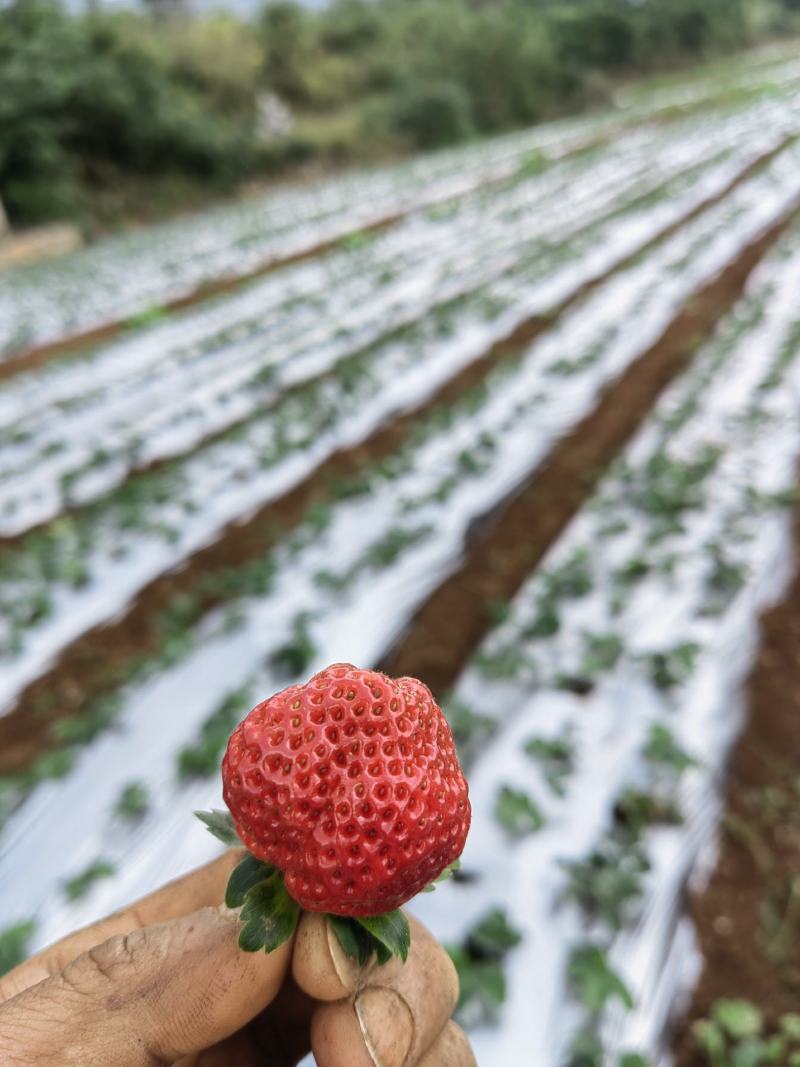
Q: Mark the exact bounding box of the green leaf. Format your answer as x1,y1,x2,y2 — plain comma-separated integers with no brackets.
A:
780,1014,800,1041
114,781,150,821
0,919,36,977
63,860,116,902
568,945,633,1015
238,871,300,953
355,910,410,963
465,908,523,961
422,858,461,892
494,785,545,837
195,809,240,847
695,1020,733,1062
731,1038,772,1067
643,724,697,774
327,916,375,967
225,854,275,909
712,999,763,1040
448,945,507,1027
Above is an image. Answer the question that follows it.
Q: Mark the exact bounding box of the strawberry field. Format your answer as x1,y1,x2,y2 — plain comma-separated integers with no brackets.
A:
3,45,800,1066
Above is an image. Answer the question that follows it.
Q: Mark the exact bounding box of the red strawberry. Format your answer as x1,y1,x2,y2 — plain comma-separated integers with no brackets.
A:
222,663,470,916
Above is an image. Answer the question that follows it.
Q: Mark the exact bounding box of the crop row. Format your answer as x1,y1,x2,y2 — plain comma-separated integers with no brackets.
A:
0,104,621,359
414,216,800,1065
2,125,799,724
0,96,778,536
2,144,800,962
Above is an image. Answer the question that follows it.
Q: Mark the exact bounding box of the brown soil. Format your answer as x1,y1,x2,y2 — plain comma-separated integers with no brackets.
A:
673,493,800,1063
0,142,794,777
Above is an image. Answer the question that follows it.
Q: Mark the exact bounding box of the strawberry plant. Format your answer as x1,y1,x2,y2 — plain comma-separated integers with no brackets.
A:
613,787,682,840
177,687,253,781
638,642,701,692
494,785,546,837
448,907,523,1028
0,920,36,977
475,642,533,681
268,613,317,678
113,781,150,822
568,944,633,1015
524,732,575,796
443,697,499,769
643,723,697,773
63,859,116,902
692,1000,800,1066
561,841,650,930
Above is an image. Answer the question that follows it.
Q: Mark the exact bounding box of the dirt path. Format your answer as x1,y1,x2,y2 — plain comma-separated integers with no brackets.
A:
0,142,795,776
673,485,800,1064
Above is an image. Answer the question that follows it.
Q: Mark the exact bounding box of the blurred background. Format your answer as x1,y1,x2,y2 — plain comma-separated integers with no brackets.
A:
2,1,800,1064
3,0,798,235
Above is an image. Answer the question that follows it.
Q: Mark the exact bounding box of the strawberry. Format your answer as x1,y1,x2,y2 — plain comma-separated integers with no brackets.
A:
197,663,470,961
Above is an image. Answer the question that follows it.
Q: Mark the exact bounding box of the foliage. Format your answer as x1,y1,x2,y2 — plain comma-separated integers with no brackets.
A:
692,999,800,1066
448,907,523,1028
178,687,252,781
495,785,546,837
63,859,116,902
524,732,575,796
0,0,766,226
114,781,150,821
0,919,36,977
568,944,633,1015
643,723,697,772
0,0,257,225
444,697,499,769
268,613,317,678
638,641,701,691
562,841,650,930
385,79,475,149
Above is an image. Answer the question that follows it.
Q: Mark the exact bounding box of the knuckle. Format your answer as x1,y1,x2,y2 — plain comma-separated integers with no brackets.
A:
59,927,158,999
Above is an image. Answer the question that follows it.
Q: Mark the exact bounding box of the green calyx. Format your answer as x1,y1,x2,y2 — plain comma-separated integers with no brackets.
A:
195,808,459,962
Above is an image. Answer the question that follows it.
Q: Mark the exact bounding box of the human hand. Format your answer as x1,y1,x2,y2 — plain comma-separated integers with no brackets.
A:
0,850,476,1066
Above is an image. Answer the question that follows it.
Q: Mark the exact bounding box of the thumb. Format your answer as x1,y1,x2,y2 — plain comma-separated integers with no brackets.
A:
0,904,293,1066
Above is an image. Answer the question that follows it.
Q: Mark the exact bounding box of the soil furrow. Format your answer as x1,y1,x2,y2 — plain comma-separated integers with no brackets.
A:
673,484,800,1064
380,205,800,694
0,141,793,776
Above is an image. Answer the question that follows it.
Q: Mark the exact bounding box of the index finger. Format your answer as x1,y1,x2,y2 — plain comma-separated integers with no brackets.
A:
0,849,241,1000
293,912,465,1067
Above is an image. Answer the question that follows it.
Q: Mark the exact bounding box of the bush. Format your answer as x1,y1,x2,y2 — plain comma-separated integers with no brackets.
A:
0,0,770,227
386,80,474,149
551,6,636,71
0,1,257,225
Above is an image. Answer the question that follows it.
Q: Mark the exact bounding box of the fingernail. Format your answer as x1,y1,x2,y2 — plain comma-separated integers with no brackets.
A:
355,987,414,1067
326,920,362,992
